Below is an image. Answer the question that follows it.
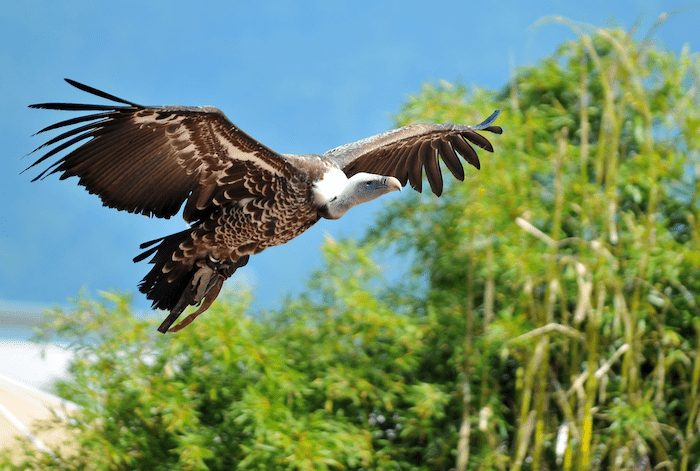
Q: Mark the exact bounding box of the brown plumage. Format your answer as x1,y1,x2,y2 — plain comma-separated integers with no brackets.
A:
28,79,502,332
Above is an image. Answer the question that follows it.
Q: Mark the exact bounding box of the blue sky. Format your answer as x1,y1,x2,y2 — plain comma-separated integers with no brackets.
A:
1,1,697,313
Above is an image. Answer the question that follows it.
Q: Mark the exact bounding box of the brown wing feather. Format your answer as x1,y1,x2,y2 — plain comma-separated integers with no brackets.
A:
438,139,464,181
28,79,290,221
324,111,502,196
424,144,443,196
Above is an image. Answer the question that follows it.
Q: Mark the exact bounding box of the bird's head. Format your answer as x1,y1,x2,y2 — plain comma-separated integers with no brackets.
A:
320,172,402,219
347,172,402,203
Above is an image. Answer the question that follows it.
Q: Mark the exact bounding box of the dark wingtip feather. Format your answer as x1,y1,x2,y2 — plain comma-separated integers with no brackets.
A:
484,125,503,134
30,119,107,154
28,102,121,111
451,136,481,170
463,132,493,153
64,78,141,107
32,111,113,136
423,146,443,196
438,141,465,182
24,128,99,178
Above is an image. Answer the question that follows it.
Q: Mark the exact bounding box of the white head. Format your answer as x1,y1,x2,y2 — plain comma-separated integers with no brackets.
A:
317,171,402,219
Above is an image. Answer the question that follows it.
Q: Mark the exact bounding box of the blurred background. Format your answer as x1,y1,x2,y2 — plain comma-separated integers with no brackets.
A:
0,1,698,469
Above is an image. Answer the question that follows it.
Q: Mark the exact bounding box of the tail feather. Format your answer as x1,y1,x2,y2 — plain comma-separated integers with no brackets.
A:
135,229,193,312
134,230,249,333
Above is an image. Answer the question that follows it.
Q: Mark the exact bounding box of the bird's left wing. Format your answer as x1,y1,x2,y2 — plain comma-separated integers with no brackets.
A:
26,79,291,222
324,111,502,196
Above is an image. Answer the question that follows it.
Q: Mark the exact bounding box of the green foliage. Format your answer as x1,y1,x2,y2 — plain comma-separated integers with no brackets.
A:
2,22,699,470
374,22,700,470
1,246,435,470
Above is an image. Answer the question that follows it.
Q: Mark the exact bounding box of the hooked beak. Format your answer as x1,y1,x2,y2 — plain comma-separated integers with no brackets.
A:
383,176,402,192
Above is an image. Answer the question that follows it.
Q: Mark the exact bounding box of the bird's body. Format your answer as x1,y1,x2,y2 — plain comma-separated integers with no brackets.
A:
28,79,502,332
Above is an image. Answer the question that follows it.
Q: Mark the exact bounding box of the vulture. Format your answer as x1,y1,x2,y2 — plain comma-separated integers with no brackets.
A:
27,79,502,333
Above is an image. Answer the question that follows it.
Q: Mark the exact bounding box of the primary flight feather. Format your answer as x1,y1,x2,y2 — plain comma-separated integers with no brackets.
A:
28,79,503,333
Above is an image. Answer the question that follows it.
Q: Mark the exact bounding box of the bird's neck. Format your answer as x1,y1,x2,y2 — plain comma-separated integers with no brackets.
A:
319,188,359,220
315,169,395,220
314,169,363,220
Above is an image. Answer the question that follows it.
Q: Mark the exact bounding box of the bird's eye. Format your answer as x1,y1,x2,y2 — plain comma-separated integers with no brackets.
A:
365,181,372,186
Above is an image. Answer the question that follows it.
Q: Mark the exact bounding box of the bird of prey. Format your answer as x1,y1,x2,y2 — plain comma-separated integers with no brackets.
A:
27,79,502,333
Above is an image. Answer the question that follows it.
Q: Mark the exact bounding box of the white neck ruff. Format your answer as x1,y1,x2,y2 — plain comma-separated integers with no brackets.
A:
312,167,349,206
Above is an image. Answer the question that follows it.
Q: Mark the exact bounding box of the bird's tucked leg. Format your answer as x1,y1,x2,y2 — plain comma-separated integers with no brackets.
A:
155,254,250,333
157,260,219,333
168,275,224,333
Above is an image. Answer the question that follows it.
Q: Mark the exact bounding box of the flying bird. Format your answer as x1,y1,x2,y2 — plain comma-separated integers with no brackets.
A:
27,79,502,333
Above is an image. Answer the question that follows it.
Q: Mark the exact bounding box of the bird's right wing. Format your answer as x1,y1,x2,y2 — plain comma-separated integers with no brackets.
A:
324,111,502,196
27,79,292,222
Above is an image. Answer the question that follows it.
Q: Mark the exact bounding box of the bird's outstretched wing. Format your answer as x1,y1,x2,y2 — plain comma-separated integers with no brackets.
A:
323,111,502,196
27,79,290,221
